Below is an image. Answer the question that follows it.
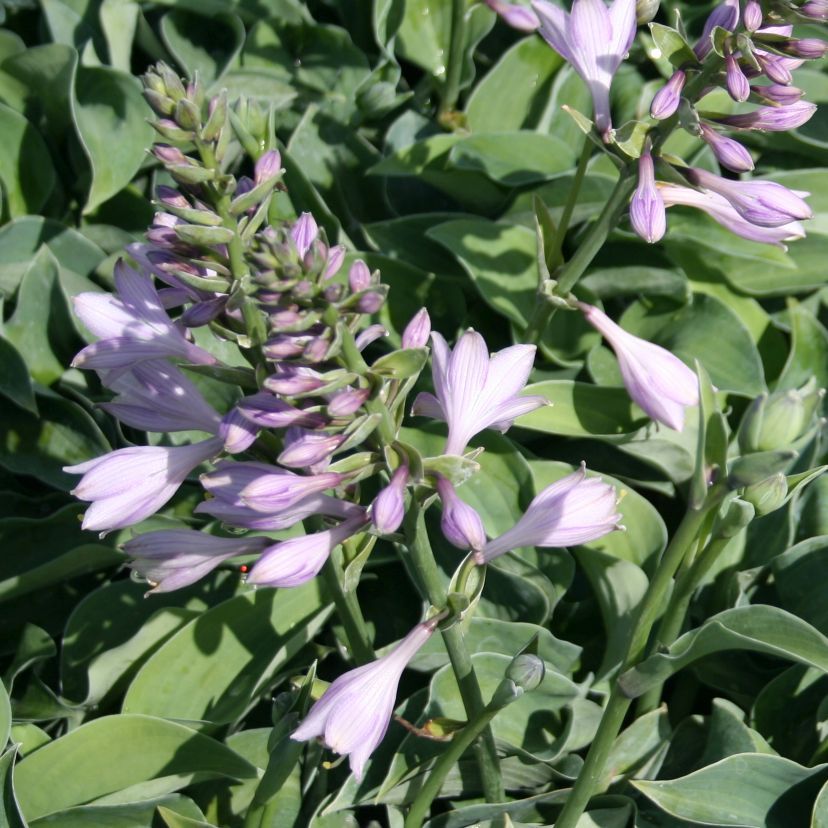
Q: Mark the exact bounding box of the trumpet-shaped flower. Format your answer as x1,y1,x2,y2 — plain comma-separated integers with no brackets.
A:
531,0,638,137
715,101,817,132
292,618,438,780
246,515,367,587
477,465,621,564
66,436,223,533
412,331,545,456
124,530,270,593
578,302,699,430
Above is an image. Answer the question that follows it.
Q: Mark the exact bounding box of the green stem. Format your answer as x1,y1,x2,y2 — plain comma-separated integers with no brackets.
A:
439,0,467,118
319,558,375,664
552,493,721,828
549,137,593,271
635,535,730,715
405,704,499,828
404,504,504,805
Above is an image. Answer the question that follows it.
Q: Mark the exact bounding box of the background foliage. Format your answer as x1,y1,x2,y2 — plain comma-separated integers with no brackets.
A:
0,0,827,825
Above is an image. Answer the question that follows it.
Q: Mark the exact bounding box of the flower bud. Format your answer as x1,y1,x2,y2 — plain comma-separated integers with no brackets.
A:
650,70,686,120
436,477,487,552
636,0,660,23
254,149,282,185
155,185,189,209
348,259,372,293
743,473,788,516
787,38,828,59
725,52,750,103
506,653,545,694
630,146,665,243
327,387,370,417
743,0,763,32
753,84,804,105
355,290,385,314
714,498,755,538
739,379,824,453
801,1,828,21
152,143,189,167
323,245,346,280
402,308,432,349
483,0,540,31
291,212,318,259
699,124,754,172
174,98,201,131
371,465,409,534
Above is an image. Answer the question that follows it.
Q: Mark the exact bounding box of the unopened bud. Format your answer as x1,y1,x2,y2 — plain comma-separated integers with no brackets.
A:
255,149,282,186
743,473,788,516
291,213,318,259
157,63,186,101
740,379,823,453
175,98,202,131
355,290,385,314
787,38,828,59
323,245,346,281
506,654,545,693
402,308,432,349
155,185,189,209
636,0,660,24
371,465,409,534
328,387,371,417
348,259,372,292
436,477,487,552
650,70,686,120
744,0,763,31
714,498,755,538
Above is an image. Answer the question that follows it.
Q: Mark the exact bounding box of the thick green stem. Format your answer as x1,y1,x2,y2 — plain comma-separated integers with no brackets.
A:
405,703,499,828
439,0,467,118
552,494,720,828
635,535,730,715
404,504,504,805
319,558,375,665
549,138,593,271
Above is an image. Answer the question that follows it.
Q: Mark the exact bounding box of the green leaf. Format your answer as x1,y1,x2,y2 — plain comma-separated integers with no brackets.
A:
580,266,688,300
633,754,828,828
4,247,76,386
122,583,331,725
0,392,110,490
516,380,642,437
157,805,219,828
100,0,139,73
0,337,36,415
27,795,206,827
0,747,27,828
447,132,576,186
698,698,774,767
72,66,154,213
160,9,244,83
465,35,563,133
771,537,828,636
649,22,697,67
619,605,828,699
0,102,54,219
601,708,671,787
14,715,256,820
776,301,828,392
0,680,9,750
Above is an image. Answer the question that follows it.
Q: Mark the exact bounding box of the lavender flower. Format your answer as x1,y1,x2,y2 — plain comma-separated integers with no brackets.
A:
650,70,686,120
401,308,431,350
197,495,360,531
753,84,804,105
254,150,282,185
801,1,828,20
219,408,259,454
699,123,754,172
238,468,344,514
686,168,812,227
348,260,372,292
716,101,817,131
694,0,739,60
658,183,806,247
246,515,367,587
477,465,620,564
725,51,750,103
436,476,487,553
278,428,345,469
371,466,409,534
72,261,216,371
743,0,762,31
578,302,700,431
485,0,541,31
292,618,438,780
124,530,269,593
65,437,223,533
291,212,318,259
327,387,370,417
630,146,666,243
531,0,638,137
411,331,545,456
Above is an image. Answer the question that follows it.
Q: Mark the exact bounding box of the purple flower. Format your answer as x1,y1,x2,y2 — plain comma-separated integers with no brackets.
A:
476,465,620,564
291,212,318,259
694,0,739,60
716,101,817,131
686,168,812,227
699,123,754,172
292,618,438,780
579,302,700,430
650,70,686,120
239,467,343,514
72,261,216,371
219,407,259,454
264,367,325,396
323,245,347,281
658,183,806,247
412,331,545,456
531,0,638,137
371,465,408,534
630,146,666,243
236,393,327,429
254,150,282,185
124,530,269,593
101,360,220,434
743,0,762,31
725,51,750,102
786,39,828,60
247,515,368,587
435,476,487,553
485,0,540,31
401,308,431,350
753,84,804,105
327,387,370,418
355,324,387,351
348,260,372,292
801,1,828,21
197,494,360,531
65,437,223,533
278,428,345,469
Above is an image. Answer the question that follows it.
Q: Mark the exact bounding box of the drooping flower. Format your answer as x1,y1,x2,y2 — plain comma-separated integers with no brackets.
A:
477,465,621,564
72,261,216,371
292,618,438,780
715,101,817,131
435,476,487,553
577,302,699,430
658,183,805,247
371,465,409,534
246,515,368,587
531,0,638,137
629,146,666,243
650,70,686,120
411,330,545,456
699,123,754,172
65,437,223,533
685,168,812,227
123,530,269,593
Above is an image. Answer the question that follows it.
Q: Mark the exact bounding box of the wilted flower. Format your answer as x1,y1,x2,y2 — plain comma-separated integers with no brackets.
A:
292,618,439,780
650,70,685,120
412,330,545,456
246,515,367,587
630,146,665,243
371,465,409,534
578,302,699,431
477,465,621,564
435,476,487,553
65,437,223,533
124,530,269,593
531,0,638,137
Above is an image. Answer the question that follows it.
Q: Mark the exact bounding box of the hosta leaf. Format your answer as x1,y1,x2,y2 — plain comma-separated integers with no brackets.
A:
159,9,243,83
0,747,26,828
0,102,54,219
